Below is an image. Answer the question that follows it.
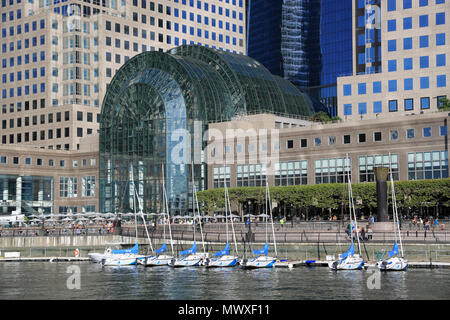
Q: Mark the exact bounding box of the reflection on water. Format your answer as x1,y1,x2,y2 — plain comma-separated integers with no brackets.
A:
0,262,448,300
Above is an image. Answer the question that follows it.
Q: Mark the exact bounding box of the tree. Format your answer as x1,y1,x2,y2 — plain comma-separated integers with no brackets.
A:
309,111,331,123
437,97,450,111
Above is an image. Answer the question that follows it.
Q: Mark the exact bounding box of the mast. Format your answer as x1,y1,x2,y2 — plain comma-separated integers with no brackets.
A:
266,172,277,257
191,163,206,254
346,154,354,250
162,163,174,255
389,153,404,257
346,153,361,255
129,164,138,245
131,164,154,254
223,161,238,256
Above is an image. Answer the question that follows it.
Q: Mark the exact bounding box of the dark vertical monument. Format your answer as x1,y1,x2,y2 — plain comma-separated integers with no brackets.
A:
374,167,389,222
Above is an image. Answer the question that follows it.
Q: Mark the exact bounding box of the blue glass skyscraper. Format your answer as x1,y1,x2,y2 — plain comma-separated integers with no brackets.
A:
247,0,353,117
247,0,284,76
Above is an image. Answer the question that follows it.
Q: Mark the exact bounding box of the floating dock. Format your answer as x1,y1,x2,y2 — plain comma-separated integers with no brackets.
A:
0,257,91,262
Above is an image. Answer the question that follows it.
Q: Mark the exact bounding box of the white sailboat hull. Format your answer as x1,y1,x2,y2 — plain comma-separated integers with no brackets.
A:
88,252,108,263
327,255,365,270
376,257,408,271
140,255,174,267
205,255,239,268
101,254,146,266
241,256,277,269
169,253,207,267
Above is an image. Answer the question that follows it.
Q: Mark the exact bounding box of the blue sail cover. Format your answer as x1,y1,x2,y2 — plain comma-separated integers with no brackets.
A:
387,241,399,258
111,242,139,254
253,242,269,255
156,242,166,254
339,243,354,260
214,243,230,256
180,242,197,256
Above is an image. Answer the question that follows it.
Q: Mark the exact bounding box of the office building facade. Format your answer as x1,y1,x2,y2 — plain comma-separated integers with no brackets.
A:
338,0,449,120
1,0,247,151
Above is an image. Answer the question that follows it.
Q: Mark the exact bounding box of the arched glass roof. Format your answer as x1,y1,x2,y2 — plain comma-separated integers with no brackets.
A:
99,45,316,214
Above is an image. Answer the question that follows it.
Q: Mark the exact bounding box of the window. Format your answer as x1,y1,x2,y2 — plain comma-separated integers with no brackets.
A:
420,56,429,68
420,76,429,89
436,75,446,88
423,127,432,138
404,78,413,91
404,57,413,70
420,35,429,48
315,157,351,184
387,0,396,11
343,135,351,144
436,54,446,67
408,151,448,180
436,12,445,25
274,161,308,186
389,100,398,112
358,102,367,115
358,83,366,95
236,164,266,187
440,126,448,136
314,137,322,147
419,15,428,27
387,19,396,32
373,81,382,93
82,176,95,197
388,39,396,52
59,177,78,198
407,128,415,139
403,37,412,50
359,154,399,182
286,140,293,149
390,130,399,141
344,104,352,116
421,97,430,109
436,33,445,46
388,80,397,92
328,136,336,146
213,166,230,188
403,0,412,8
373,101,382,114
300,139,307,148
358,133,366,143
343,84,352,97
388,60,397,72
403,17,412,29
404,98,414,111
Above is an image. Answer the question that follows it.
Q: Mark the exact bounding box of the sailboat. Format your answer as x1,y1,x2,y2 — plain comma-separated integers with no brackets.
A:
141,164,176,267
376,154,408,271
88,242,139,263
241,174,277,269
169,163,208,267
102,165,148,266
205,167,240,268
328,154,365,270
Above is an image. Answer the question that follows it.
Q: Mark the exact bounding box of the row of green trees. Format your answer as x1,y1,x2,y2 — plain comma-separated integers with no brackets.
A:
196,179,450,218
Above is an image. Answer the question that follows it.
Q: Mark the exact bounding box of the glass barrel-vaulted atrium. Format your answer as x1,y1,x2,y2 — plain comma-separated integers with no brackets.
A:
99,45,317,215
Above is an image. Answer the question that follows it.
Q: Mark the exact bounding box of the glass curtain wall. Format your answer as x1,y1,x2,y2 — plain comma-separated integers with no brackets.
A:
100,45,316,215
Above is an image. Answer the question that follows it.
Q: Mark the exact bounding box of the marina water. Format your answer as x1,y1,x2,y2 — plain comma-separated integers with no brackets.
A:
0,262,448,300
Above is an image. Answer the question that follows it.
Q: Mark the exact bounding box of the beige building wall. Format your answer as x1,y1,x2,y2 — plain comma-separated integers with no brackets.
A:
207,112,449,189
